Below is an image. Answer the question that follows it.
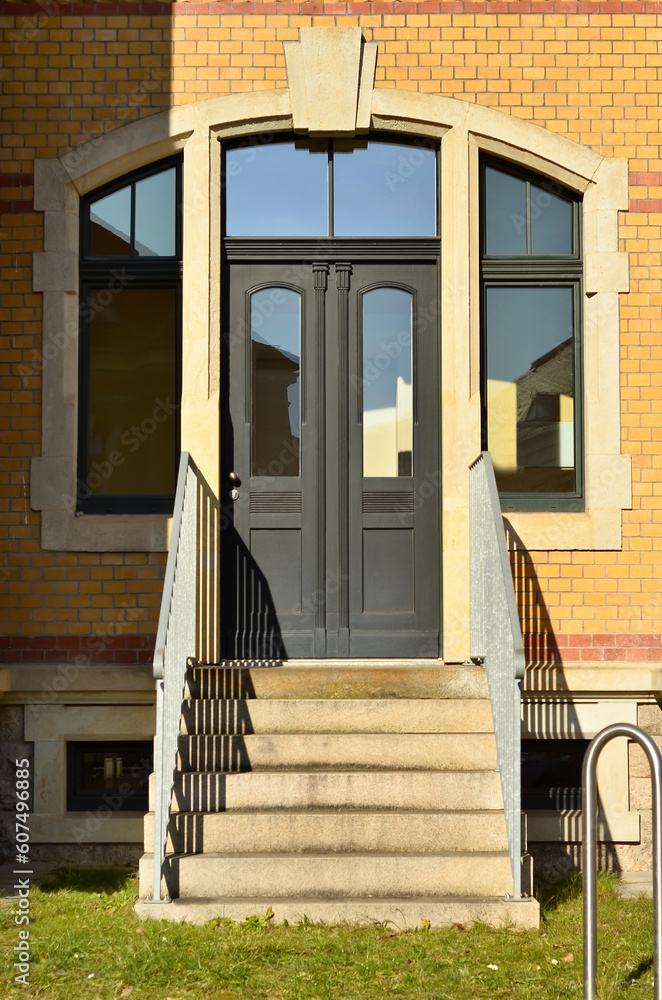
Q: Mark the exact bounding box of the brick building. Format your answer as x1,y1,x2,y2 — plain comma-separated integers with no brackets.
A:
1,0,661,924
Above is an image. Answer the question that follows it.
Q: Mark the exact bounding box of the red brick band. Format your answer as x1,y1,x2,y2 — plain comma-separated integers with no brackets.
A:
0,635,156,664
1,634,661,665
3,1,662,14
524,633,662,665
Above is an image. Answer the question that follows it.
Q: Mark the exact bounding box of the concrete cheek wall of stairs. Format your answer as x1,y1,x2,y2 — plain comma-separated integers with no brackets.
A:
136,664,540,928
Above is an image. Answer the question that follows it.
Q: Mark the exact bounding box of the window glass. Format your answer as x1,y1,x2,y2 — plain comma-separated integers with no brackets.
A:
67,741,152,812
334,140,436,237
251,287,301,476
530,183,573,255
362,288,413,477
226,140,328,237
135,167,177,256
89,185,131,256
84,287,178,499
486,286,575,494
521,739,589,810
484,167,527,255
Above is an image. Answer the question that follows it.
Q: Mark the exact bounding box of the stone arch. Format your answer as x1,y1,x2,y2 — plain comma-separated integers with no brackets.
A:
31,28,630,656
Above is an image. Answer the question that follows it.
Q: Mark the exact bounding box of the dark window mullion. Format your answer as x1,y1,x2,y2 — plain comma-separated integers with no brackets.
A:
525,181,532,256
130,182,136,256
77,280,92,513
573,279,583,499
328,141,334,237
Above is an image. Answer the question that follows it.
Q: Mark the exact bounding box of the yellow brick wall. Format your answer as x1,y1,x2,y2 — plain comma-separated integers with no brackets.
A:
1,2,661,662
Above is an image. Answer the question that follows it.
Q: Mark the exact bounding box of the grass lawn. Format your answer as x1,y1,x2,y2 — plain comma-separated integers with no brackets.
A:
0,867,655,1000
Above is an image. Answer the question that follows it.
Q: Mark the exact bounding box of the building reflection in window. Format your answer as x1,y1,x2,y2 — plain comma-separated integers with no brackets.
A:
251,287,301,477
486,286,575,494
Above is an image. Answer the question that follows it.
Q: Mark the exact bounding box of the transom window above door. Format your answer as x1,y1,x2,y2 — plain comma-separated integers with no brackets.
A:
224,136,438,238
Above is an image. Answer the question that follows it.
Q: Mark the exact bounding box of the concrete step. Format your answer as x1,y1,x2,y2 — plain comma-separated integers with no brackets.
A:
161,769,504,813
179,698,494,735
176,733,498,773
144,808,509,854
135,894,540,929
139,851,514,900
185,665,489,701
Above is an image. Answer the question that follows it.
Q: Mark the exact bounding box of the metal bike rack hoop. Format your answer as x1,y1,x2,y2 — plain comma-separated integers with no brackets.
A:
583,722,662,1000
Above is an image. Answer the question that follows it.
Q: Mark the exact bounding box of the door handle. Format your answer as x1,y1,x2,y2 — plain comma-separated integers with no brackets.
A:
229,471,240,483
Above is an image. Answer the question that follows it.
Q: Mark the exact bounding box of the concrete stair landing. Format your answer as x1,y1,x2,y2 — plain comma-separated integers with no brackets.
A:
136,662,539,928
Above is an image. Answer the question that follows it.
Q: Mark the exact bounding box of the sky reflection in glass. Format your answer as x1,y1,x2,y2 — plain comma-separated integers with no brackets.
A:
89,186,131,255
484,167,527,255
362,288,413,477
226,141,328,237
225,139,437,237
334,141,436,236
135,167,176,256
486,286,573,382
485,165,574,256
530,184,573,255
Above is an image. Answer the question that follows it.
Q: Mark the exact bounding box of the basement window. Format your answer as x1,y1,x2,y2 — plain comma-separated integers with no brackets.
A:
521,738,589,811
67,741,153,812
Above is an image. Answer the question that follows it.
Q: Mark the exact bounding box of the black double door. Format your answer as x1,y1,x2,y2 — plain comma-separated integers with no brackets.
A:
221,257,440,659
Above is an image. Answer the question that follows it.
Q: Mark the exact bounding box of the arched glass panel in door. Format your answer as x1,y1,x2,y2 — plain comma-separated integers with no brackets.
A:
250,287,302,477
362,287,413,477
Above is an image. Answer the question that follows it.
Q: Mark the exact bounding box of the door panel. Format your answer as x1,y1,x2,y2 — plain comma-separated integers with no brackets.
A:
222,260,440,659
223,266,319,658
362,529,414,612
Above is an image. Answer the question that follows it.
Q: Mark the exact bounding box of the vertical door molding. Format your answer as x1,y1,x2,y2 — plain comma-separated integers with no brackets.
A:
313,263,330,654
334,262,353,656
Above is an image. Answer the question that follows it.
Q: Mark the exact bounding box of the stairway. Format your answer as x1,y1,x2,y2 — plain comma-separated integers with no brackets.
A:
136,661,539,927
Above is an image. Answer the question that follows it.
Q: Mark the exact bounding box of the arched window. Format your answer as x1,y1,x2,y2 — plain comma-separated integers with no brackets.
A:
481,157,583,511
78,158,182,513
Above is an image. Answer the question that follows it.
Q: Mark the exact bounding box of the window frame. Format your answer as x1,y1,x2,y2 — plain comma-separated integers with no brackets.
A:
66,740,153,813
479,156,585,512
221,132,440,240
77,156,183,515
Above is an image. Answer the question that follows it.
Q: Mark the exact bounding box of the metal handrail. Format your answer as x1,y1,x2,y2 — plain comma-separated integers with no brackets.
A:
583,723,662,1000
470,451,527,900
153,451,191,683
147,452,220,903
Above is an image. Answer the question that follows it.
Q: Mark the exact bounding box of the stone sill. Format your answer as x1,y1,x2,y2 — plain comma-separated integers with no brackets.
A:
29,814,145,844
524,663,662,698
0,663,155,704
526,809,640,844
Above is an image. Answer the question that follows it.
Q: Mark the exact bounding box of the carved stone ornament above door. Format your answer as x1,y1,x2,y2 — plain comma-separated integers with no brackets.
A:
283,27,378,136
